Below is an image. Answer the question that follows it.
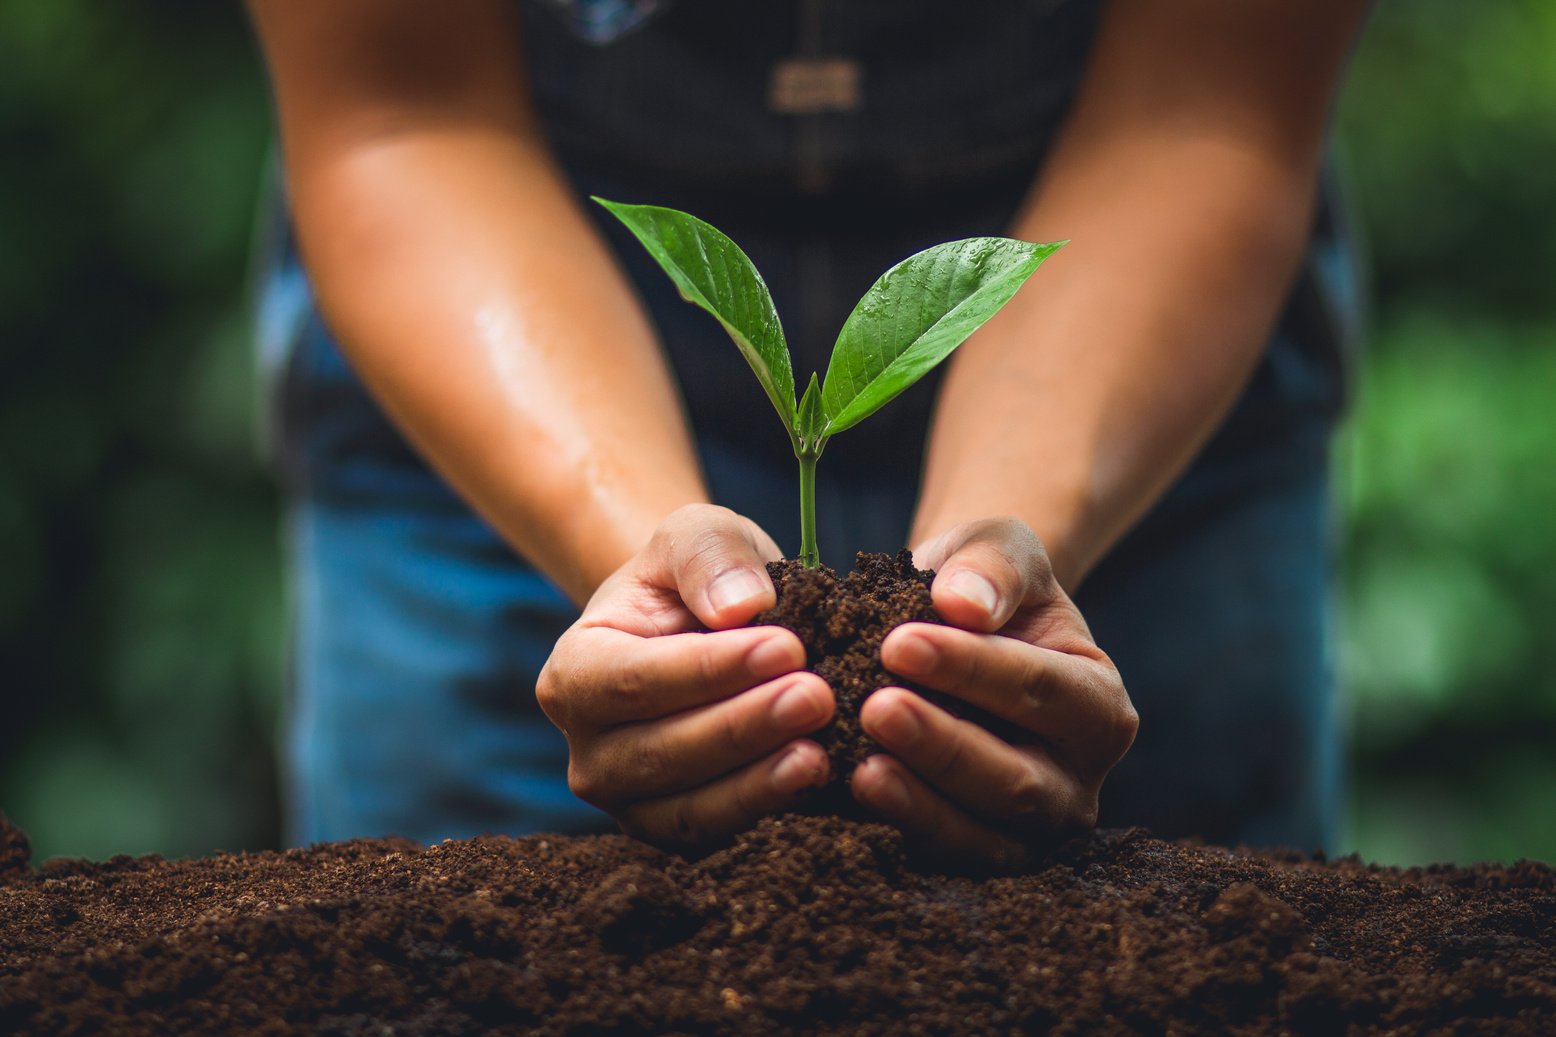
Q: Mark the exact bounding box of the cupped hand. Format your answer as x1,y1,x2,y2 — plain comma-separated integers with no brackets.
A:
536,504,834,848
852,518,1138,868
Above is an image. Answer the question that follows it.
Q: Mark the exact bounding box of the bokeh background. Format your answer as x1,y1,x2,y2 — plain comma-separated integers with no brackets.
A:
2,0,1552,866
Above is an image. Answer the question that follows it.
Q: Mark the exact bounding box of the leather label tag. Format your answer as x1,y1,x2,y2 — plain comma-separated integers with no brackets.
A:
768,56,862,114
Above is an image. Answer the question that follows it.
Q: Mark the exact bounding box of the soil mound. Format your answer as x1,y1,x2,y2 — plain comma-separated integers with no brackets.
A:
2,812,1553,1035
759,550,1017,794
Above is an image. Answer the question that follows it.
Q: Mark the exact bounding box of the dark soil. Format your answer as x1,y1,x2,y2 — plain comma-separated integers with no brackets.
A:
757,550,1017,797
2,810,1553,1036
5,555,1552,1033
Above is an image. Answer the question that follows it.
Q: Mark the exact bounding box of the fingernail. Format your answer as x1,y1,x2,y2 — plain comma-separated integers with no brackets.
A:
871,768,912,816
890,633,937,677
747,636,801,679
874,699,922,748
772,680,826,729
946,569,999,615
772,747,823,793
708,568,767,614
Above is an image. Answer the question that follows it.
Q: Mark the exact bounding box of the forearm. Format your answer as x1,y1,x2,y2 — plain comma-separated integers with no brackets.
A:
914,138,1315,588
249,0,707,605
913,0,1369,590
288,131,706,604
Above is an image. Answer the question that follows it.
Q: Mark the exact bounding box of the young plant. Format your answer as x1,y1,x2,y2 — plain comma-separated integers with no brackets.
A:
597,197,1064,568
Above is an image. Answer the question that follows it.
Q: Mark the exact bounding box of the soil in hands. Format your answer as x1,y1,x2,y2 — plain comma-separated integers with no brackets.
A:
3,810,1554,1035
756,549,1017,801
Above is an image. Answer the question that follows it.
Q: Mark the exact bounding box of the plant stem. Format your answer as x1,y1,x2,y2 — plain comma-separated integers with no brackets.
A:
797,451,820,567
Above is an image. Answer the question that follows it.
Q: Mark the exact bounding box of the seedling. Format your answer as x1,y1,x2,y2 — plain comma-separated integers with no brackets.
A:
597,198,1064,567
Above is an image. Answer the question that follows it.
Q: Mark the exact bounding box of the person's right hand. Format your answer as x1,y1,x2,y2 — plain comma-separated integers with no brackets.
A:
536,504,834,848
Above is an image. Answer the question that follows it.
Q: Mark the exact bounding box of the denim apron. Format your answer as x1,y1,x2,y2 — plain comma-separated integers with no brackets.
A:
258,0,1360,849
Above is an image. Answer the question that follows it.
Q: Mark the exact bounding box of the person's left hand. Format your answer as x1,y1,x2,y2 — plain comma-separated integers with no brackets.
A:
852,518,1138,868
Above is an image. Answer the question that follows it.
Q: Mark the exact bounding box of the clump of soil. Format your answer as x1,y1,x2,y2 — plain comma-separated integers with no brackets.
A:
757,550,1016,795
3,811,1553,1035
756,550,937,784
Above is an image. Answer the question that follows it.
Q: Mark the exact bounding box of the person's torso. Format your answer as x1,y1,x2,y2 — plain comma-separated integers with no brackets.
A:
521,0,1121,479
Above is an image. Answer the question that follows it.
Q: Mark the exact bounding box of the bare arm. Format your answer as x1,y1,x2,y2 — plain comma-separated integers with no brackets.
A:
857,0,1371,864
913,0,1371,589
249,1,832,844
248,0,705,604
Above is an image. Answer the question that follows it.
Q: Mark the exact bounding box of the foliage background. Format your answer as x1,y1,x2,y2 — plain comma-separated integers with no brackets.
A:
1,0,1552,865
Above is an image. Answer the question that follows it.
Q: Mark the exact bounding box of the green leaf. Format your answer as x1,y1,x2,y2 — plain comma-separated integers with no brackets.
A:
820,237,1065,436
796,372,826,454
594,197,797,430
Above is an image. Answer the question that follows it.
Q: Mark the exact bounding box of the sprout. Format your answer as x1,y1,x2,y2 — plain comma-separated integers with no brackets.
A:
598,198,1063,567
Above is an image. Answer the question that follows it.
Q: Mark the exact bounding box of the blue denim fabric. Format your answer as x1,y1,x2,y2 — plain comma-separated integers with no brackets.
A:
536,0,663,44
262,0,1358,850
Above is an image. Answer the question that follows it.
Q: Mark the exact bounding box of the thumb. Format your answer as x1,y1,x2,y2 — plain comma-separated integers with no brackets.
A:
912,518,1058,632
656,504,785,630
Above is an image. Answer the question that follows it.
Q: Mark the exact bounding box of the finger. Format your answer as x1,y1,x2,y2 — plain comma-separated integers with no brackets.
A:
648,503,786,630
617,740,830,848
575,672,834,801
880,623,1135,765
912,518,1057,632
850,755,1032,871
546,624,805,729
859,687,1085,831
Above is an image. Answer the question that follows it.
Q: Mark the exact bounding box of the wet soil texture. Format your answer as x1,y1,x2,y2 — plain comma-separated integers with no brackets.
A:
2,810,1553,1036
758,550,1017,798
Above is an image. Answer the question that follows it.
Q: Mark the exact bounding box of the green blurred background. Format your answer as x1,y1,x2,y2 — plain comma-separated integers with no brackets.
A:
1,1,1552,866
